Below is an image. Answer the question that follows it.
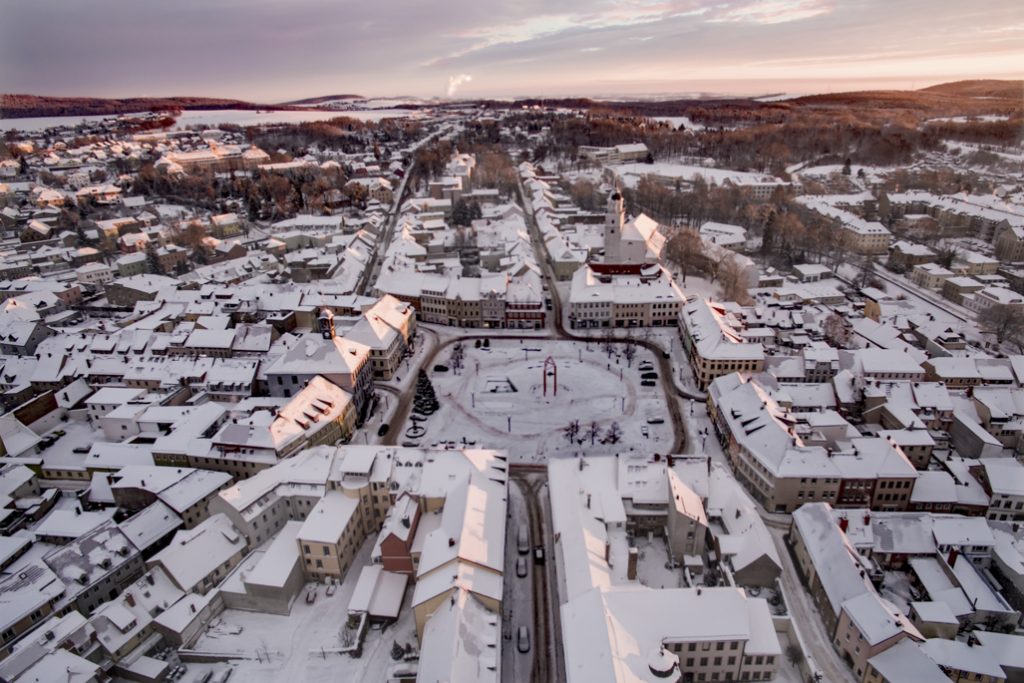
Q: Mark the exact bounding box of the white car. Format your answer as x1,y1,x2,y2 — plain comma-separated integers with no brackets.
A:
517,626,531,653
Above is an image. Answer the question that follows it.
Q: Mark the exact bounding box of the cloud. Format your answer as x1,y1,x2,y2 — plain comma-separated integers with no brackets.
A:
446,73,473,97
707,0,834,25
0,0,1021,100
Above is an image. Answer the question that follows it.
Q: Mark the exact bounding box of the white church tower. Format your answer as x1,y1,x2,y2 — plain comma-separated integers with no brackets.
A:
604,190,624,263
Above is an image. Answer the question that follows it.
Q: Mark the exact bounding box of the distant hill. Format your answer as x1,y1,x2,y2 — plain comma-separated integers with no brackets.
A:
785,79,1022,113
0,94,300,119
283,94,364,106
919,79,1023,99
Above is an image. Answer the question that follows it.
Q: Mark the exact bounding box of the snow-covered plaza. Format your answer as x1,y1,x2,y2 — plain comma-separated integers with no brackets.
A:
404,339,676,463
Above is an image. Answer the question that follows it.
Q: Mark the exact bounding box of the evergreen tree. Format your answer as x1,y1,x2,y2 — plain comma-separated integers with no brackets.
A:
144,240,161,274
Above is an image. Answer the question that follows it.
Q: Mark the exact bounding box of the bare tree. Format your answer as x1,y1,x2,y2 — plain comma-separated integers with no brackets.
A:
935,244,960,269
603,422,623,444
585,421,601,446
664,228,705,284
623,342,637,367
563,419,580,444
979,304,1024,352
718,255,752,304
822,312,852,347
854,256,881,290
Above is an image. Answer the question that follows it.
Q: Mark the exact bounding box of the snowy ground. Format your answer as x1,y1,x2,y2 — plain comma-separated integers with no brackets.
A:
191,538,417,682
651,116,705,131
34,418,103,469
633,536,685,590
773,632,809,683
879,571,916,615
2,108,423,134
407,339,673,463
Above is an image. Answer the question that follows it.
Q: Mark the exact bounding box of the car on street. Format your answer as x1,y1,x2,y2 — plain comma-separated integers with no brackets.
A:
533,545,545,563
518,524,530,554
517,626,531,653
516,556,528,578
377,423,390,437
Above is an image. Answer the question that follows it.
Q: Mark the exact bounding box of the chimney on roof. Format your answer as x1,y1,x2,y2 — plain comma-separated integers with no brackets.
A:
948,548,958,567
863,513,871,526
448,537,455,547
839,517,849,532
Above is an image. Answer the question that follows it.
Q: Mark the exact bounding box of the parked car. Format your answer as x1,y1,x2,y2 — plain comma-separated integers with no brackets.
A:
641,372,658,380
516,556,528,578
517,626,531,653
647,417,665,425
517,524,530,554
433,364,449,372
377,423,390,437
641,380,656,387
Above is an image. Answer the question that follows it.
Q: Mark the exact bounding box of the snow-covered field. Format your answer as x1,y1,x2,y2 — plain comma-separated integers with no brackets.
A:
945,140,1024,164
2,113,117,132
1,108,420,133
192,538,417,682
793,163,894,189
610,161,781,190
408,340,673,463
929,114,1011,124
172,108,420,129
651,116,705,132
